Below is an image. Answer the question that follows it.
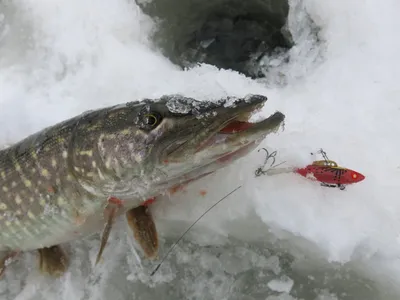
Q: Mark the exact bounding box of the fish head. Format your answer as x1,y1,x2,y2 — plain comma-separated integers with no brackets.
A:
157,94,285,176
97,94,285,198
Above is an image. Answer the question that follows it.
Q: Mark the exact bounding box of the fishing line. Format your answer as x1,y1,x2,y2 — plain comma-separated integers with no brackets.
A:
150,145,285,276
150,185,242,276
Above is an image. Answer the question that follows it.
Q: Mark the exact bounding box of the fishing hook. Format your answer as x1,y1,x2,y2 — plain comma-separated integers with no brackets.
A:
255,148,280,177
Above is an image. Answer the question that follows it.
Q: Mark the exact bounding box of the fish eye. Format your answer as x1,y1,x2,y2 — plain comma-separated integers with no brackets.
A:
142,112,162,128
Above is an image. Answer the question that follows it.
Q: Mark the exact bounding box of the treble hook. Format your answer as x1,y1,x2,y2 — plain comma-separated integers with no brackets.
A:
255,148,279,177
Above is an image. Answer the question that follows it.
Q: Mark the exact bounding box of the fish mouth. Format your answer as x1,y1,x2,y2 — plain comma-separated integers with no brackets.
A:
217,106,261,134
196,107,285,154
216,94,284,135
218,120,255,134
155,94,285,188
216,94,285,137
163,94,284,163
164,108,284,185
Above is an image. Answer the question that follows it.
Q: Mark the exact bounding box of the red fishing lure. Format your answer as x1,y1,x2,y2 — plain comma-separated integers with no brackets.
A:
294,159,365,190
294,149,365,190
256,148,366,190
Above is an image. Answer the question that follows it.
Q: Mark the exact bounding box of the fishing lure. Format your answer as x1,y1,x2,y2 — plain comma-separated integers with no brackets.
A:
255,148,365,190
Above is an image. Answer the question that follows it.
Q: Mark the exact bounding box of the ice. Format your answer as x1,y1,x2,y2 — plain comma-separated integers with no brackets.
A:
0,0,400,299
219,247,258,275
267,276,294,293
266,294,297,300
165,95,194,114
314,290,339,300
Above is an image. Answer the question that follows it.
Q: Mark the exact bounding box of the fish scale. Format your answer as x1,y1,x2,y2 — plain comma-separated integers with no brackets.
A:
0,111,111,251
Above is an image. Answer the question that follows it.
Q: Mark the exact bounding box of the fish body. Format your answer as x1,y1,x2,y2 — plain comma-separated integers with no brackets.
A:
0,94,284,256
0,108,119,251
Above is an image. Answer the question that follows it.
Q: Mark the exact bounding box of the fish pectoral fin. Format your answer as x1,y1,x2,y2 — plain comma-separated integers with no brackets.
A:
95,205,119,265
38,245,69,277
126,204,159,260
0,251,20,278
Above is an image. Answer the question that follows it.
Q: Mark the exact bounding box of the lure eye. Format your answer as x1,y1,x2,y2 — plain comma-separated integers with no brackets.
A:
352,173,357,179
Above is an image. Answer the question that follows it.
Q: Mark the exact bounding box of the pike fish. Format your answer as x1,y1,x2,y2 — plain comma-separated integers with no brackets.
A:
0,94,285,277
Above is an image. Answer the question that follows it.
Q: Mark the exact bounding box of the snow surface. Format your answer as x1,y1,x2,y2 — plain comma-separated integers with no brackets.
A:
1,0,400,299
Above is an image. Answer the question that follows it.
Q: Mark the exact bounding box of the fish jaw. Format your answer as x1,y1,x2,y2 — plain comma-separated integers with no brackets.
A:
154,111,285,192
195,111,285,161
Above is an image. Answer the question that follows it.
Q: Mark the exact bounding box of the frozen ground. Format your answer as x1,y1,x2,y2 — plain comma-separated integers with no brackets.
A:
0,0,400,299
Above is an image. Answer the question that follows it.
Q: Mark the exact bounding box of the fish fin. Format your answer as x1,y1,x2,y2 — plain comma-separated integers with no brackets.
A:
126,205,159,260
0,251,20,278
95,205,118,265
38,245,69,277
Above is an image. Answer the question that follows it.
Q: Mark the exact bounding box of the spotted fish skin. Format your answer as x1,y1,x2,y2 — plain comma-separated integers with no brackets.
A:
0,107,119,251
0,94,285,255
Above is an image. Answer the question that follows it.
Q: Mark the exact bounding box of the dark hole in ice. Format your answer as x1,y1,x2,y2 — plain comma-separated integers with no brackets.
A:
135,0,294,79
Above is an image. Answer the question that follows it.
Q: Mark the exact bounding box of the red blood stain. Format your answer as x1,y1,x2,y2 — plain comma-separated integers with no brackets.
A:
108,196,125,206
168,184,186,195
142,197,156,206
199,190,207,196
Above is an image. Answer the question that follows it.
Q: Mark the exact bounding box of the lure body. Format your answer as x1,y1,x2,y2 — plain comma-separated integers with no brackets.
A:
294,160,365,189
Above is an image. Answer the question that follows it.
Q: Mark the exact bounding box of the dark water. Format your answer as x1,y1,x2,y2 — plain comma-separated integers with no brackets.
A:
135,0,294,79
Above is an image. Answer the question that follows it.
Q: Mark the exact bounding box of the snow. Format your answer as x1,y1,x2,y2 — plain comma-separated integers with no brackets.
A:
1,0,400,299
267,276,294,293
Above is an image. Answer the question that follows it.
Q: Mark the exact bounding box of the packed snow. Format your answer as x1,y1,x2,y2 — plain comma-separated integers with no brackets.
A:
0,0,400,299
